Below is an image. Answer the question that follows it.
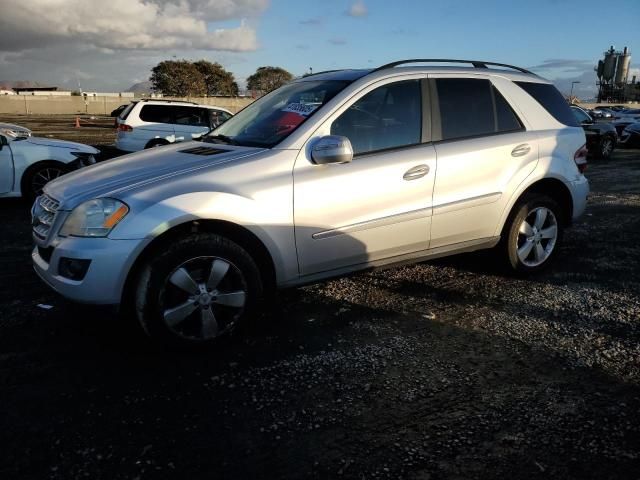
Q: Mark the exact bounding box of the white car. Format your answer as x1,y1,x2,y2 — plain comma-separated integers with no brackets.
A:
0,123,98,199
115,99,233,152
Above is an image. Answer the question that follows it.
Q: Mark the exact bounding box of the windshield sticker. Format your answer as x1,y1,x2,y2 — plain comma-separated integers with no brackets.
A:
282,103,319,116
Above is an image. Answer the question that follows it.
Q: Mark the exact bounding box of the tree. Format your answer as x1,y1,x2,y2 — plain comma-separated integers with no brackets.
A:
246,66,294,94
193,60,239,96
149,60,206,97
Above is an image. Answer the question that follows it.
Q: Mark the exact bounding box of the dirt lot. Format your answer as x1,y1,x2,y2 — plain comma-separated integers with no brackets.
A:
2,114,117,146
0,117,639,479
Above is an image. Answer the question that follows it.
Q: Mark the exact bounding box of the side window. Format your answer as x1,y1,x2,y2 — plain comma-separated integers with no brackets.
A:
139,105,173,123
514,81,580,127
493,86,523,132
436,78,494,140
570,107,590,124
330,80,422,155
174,107,209,127
209,109,232,128
435,79,523,141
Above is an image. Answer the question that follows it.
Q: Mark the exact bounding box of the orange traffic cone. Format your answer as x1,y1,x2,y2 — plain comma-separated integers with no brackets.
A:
74,116,81,128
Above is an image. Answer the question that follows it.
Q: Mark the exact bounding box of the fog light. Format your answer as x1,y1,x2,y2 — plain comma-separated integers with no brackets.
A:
58,257,91,281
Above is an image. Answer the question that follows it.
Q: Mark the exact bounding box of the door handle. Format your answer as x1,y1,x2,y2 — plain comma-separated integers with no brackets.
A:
511,143,531,157
403,164,430,181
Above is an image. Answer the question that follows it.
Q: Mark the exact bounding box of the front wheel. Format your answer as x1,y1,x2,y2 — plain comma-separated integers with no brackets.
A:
500,194,564,274
22,162,68,200
135,233,263,348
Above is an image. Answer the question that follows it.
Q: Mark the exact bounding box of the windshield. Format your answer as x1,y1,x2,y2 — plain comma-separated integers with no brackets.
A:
207,80,349,148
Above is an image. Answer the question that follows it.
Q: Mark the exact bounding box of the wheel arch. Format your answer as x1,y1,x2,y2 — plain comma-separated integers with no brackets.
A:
498,177,574,237
144,138,171,149
121,218,277,308
20,159,69,197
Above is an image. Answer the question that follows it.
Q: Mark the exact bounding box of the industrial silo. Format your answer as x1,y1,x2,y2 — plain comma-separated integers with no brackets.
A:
596,60,604,79
603,46,617,82
614,46,631,86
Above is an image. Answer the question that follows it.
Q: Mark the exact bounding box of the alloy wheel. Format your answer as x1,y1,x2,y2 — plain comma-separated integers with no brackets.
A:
601,138,613,157
161,256,247,341
31,167,64,196
516,207,558,267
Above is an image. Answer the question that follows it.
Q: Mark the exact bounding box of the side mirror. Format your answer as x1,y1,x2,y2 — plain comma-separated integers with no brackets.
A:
311,135,353,165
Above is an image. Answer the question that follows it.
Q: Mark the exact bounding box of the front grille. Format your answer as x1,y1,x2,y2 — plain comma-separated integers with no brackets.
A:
32,194,60,240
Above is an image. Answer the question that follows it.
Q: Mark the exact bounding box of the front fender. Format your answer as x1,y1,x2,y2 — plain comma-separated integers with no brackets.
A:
110,191,297,284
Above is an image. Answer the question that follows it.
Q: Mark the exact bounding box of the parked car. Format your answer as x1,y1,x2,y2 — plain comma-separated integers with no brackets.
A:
619,122,640,148
611,119,636,136
0,123,98,199
32,59,589,348
115,99,233,152
570,106,617,159
110,104,128,117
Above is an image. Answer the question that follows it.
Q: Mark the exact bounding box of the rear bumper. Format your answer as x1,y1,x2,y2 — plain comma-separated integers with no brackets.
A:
569,176,589,220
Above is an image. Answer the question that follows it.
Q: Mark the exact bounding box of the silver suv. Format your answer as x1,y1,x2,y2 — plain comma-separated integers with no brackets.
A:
32,59,589,347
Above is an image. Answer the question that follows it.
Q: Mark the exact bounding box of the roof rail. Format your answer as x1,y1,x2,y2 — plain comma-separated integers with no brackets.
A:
372,59,532,74
301,69,346,78
138,98,199,105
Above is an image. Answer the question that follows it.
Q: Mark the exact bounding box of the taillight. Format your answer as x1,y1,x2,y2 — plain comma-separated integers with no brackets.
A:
574,144,588,173
118,124,132,132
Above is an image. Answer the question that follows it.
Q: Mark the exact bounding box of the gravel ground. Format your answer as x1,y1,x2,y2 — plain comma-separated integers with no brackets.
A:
0,117,639,479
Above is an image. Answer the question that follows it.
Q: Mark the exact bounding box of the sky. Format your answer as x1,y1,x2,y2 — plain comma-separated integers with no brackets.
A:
0,0,638,99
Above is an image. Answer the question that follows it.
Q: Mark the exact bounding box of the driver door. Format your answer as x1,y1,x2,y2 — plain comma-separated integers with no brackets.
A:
0,137,13,193
293,77,436,276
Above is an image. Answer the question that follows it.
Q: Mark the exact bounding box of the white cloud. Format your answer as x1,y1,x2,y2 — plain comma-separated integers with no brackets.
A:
0,0,267,52
347,1,368,17
0,0,268,90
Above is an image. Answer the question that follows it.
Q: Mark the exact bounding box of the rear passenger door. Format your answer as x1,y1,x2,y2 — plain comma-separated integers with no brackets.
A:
429,75,538,248
173,106,211,141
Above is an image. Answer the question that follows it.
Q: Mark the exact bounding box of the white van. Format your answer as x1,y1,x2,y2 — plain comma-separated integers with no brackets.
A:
115,99,233,152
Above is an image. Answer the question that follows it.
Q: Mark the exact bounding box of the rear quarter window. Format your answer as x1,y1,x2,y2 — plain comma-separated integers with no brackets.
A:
515,81,580,127
118,102,136,120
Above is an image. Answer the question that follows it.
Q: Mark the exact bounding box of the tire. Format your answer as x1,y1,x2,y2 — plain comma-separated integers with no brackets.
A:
135,233,263,349
499,194,564,274
21,161,68,200
597,135,615,159
144,139,170,149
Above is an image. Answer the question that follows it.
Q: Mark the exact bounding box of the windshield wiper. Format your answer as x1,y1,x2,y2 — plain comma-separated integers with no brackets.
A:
203,134,236,145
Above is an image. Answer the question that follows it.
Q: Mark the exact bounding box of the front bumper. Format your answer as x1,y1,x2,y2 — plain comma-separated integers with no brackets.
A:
32,236,146,305
619,131,640,148
569,175,590,220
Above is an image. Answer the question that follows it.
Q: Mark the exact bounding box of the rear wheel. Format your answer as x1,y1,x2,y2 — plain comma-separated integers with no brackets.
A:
500,194,564,274
22,161,68,200
135,233,263,348
598,136,615,159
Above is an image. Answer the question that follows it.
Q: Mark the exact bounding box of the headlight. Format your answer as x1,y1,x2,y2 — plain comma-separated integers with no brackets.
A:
71,151,97,166
59,198,128,237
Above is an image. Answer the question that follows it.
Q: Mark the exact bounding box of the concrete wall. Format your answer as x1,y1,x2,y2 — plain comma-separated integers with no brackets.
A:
0,95,255,115
580,102,640,109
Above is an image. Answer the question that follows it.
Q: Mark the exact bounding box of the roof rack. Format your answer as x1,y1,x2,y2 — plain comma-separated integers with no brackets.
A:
302,69,348,78
137,98,199,105
372,59,532,74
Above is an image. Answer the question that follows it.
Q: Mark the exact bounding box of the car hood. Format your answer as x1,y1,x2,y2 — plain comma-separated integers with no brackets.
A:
44,141,266,209
0,122,32,139
22,136,99,152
